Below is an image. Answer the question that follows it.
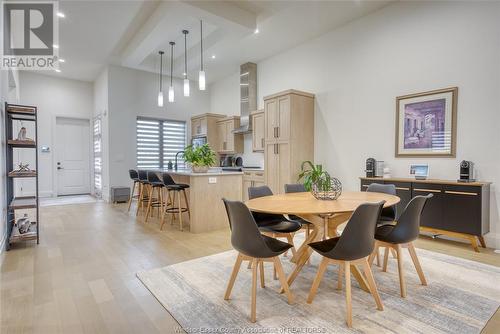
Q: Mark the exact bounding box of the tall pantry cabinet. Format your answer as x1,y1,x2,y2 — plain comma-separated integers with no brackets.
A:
264,90,314,194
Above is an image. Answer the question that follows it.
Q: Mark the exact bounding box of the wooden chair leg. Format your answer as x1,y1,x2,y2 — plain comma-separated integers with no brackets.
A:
251,258,258,323
182,189,190,219
273,257,294,304
396,244,406,298
307,257,329,304
383,247,389,272
127,182,136,212
286,234,297,257
247,261,252,269
362,258,383,310
376,246,381,267
368,243,379,267
344,261,352,328
145,186,154,222
136,183,143,216
170,191,177,225
224,254,243,300
177,191,183,231
259,260,265,288
407,243,427,286
337,263,343,290
478,236,486,248
390,248,397,259
273,262,277,280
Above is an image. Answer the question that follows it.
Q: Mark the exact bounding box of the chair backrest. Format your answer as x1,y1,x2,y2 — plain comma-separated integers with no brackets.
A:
129,169,138,180
162,173,176,186
327,201,385,261
222,199,274,257
138,170,148,181
386,194,432,244
248,185,273,199
284,183,306,193
147,171,161,183
366,183,397,220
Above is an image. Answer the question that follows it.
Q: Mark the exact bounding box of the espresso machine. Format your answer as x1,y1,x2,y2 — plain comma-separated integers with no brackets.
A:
365,158,376,177
458,160,475,182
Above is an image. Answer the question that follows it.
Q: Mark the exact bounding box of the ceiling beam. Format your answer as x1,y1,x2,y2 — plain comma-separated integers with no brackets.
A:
180,1,256,31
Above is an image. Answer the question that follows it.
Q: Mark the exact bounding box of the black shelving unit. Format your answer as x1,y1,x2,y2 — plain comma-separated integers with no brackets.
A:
5,103,39,250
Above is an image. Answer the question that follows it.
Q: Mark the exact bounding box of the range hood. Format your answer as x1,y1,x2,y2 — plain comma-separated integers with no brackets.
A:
232,62,257,134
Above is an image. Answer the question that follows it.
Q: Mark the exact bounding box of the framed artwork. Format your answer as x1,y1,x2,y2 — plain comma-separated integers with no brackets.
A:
395,87,457,157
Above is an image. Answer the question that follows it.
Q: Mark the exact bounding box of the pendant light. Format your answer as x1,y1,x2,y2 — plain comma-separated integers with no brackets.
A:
182,30,190,97
157,50,164,107
168,42,175,102
198,20,206,91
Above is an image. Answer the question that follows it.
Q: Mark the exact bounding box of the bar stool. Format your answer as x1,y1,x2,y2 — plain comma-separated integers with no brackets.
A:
127,169,140,212
136,170,150,216
145,171,165,223
160,173,190,231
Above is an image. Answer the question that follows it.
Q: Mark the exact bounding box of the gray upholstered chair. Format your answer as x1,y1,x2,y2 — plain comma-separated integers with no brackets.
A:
307,201,385,328
222,199,294,322
369,194,432,298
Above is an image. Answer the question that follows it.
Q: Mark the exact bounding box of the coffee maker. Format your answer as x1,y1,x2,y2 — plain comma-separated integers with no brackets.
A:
365,158,376,177
458,160,475,182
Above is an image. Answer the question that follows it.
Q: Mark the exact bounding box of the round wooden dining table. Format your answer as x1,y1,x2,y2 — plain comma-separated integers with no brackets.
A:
246,191,400,292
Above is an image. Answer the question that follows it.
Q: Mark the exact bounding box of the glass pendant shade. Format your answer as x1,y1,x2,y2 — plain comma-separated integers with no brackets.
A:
157,91,163,107
184,78,190,97
198,70,206,90
168,85,174,102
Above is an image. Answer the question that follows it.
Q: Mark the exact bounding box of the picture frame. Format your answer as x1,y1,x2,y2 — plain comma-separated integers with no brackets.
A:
395,87,457,157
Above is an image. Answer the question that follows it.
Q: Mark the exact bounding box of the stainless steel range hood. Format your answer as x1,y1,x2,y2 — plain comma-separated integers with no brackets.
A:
232,62,257,134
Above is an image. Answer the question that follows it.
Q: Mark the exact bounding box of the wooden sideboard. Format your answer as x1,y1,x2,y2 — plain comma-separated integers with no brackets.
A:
360,177,491,252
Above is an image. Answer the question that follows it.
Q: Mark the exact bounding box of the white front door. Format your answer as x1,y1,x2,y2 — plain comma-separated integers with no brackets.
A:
56,117,91,195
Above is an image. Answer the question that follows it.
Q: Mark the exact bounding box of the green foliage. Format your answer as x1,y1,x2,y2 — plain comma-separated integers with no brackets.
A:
183,144,216,167
298,161,332,191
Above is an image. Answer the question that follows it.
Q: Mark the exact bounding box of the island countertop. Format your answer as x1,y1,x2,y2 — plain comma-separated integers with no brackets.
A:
155,167,243,177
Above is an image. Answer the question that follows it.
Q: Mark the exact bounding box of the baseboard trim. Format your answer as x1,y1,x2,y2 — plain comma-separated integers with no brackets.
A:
484,232,500,249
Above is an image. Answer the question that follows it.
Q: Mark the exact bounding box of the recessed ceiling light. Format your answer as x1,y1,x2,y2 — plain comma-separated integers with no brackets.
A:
55,69,61,73
53,44,59,49
58,58,65,63
254,28,259,34
211,55,216,59
57,12,65,18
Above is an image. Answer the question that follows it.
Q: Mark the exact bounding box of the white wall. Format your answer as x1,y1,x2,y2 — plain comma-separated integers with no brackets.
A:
19,72,93,197
106,65,211,193
210,1,500,246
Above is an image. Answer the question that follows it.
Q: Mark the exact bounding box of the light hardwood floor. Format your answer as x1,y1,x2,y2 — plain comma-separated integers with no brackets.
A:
0,201,498,333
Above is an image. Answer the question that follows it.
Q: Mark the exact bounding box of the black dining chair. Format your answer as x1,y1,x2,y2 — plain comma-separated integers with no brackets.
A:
248,186,302,258
366,183,397,266
160,173,190,231
307,201,385,328
222,199,294,323
284,183,312,234
136,170,150,216
127,169,140,212
144,171,165,223
369,194,432,298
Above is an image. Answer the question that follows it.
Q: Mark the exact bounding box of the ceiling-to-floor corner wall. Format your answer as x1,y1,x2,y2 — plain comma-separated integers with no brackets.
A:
106,65,211,191
210,1,500,247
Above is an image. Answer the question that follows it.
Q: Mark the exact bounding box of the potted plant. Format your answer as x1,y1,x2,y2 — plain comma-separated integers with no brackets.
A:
183,144,216,173
298,161,342,200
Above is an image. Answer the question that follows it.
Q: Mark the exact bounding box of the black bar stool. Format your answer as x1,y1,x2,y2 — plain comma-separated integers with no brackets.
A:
127,169,140,212
144,171,165,223
160,173,190,231
136,170,150,216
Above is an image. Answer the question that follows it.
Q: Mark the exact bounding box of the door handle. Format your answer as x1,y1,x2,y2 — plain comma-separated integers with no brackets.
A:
57,166,64,170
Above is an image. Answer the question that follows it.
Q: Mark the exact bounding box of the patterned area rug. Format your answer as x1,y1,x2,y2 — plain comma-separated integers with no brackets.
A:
137,247,500,333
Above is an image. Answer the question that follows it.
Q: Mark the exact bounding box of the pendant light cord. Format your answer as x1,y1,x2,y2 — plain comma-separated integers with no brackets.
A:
170,42,174,86
183,30,188,79
159,51,163,91
200,20,203,71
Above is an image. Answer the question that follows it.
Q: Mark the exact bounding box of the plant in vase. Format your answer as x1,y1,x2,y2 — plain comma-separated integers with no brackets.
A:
183,144,216,173
298,161,342,200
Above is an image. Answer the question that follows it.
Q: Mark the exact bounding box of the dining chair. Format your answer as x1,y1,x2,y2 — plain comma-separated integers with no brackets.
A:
366,183,397,266
248,186,302,258
127,169,140,212
307,201,385,328
222,199,294,323
369,194,432,298
160,173,190,231
136,170,150,216
144,171,165,223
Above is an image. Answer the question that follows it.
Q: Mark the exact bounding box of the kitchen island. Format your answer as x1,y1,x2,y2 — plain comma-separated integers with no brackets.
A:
158,168,243,233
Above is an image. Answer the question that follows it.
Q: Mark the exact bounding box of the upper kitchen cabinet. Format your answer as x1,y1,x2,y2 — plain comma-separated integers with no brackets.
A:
216,116,244,154
264,90,314,194
251,109,265,152
191,113,225,138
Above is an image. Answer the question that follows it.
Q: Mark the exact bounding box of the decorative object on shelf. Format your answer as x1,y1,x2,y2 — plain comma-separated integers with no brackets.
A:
383,167,391,178
16,163,33,172
182,29,190,97
409,164,429,180
298,161,328,191
198,20,205,91
17,126,27,140
157,50,164,107
395,87,457,157
365,158,376,177
167,160,173,170
168,41,175,102
312,174,342,200
183,143,216,173
16,214,31,234
458,160,475,182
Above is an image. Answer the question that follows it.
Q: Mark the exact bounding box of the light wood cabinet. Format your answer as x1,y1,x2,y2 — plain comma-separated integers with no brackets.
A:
242,170,265,201
264,90,314,194
216,116,244,154
251,110,265,152
190,113,226,157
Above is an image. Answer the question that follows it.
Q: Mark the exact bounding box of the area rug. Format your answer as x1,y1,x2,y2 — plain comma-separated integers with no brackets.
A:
137,247,500,333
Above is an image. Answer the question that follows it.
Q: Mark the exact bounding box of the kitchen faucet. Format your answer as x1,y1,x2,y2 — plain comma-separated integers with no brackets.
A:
174,151,184,171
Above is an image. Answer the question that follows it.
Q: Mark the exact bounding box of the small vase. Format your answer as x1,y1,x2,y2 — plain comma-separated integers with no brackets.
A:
191,165,209,173
312,176,342,200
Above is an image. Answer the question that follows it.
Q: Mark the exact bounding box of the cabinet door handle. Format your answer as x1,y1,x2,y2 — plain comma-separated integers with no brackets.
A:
276,143,279,154
395,187,410,191
277,127,280,138
414,188,441,193
255,173,263,177
445,190,478,196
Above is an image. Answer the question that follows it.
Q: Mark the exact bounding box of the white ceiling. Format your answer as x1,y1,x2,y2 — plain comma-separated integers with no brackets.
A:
37,0,393,83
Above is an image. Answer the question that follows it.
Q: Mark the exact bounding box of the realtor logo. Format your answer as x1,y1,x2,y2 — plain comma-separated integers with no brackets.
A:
1,1,58,70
